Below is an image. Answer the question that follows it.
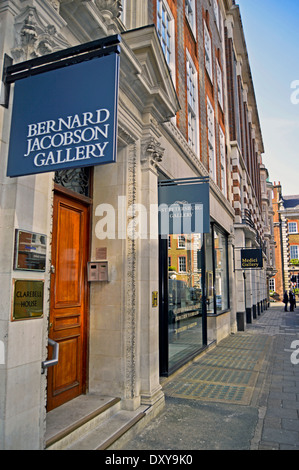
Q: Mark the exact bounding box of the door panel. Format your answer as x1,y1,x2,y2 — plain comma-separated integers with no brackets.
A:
55,205,82,306
47,191,89,411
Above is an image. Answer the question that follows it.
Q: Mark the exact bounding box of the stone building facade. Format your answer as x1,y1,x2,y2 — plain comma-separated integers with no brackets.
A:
0,0,273,449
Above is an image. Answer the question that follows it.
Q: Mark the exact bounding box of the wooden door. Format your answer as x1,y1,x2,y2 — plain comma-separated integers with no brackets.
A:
47,189,90,411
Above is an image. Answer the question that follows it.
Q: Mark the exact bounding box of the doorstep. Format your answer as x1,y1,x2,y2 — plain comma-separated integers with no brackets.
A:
45,394,147,450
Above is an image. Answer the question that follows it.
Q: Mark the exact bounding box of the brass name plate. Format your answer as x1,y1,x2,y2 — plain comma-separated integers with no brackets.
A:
13,280,44,320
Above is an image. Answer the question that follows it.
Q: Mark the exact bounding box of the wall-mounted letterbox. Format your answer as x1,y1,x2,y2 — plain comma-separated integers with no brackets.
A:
87,261,108,282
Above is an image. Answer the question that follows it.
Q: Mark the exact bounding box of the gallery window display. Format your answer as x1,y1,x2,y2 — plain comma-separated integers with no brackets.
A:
159,223,229,375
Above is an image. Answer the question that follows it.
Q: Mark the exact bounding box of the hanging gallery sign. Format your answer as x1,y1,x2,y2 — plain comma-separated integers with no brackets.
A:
241,248,263,269
6,38,120,177
158,177,210,236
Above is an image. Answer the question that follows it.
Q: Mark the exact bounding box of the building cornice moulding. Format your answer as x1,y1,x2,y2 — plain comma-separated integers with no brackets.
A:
120,26,180,124
0,0,20,16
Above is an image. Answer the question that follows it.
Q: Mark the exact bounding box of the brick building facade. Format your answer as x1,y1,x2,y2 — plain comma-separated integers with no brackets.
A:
272,182,299,301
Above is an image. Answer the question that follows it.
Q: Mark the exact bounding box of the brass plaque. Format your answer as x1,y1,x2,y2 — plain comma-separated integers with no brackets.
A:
13,280,44,320
152,291,158,308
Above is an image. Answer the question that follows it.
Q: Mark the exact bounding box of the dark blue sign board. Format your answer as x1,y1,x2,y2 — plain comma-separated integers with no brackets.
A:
158,177,210,236
7,52,119,177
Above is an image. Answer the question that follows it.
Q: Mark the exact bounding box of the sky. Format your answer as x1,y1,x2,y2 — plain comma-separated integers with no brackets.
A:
236,0,299,196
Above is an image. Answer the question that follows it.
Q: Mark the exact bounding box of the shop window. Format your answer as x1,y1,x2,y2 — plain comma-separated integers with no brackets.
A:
160,233,205,375
214,226,229,312
205,225,229,313
204,231,214,313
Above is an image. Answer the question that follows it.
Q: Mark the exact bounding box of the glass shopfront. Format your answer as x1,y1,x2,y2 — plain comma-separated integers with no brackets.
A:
167,233,204,372
159,224,229,376
204,225,229,314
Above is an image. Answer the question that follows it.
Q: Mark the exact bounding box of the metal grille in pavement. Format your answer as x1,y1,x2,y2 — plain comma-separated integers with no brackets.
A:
163,334,272,405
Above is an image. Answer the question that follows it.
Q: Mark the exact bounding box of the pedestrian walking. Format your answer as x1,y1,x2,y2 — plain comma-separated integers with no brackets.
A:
289,290,295,311
283,290,289,311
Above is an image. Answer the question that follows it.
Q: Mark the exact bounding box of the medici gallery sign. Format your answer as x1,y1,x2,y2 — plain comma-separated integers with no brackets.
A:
241,248,263,269
7,52,119,177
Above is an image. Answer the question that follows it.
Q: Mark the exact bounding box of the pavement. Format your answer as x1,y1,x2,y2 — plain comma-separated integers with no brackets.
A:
122,302,299,451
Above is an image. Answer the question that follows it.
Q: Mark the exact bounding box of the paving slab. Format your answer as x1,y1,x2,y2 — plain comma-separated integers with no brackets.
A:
122,302,299,451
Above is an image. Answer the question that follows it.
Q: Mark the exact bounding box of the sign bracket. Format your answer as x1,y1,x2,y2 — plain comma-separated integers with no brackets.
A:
4,34,121,85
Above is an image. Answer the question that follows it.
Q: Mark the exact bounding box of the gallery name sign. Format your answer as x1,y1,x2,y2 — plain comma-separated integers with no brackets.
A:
241,248,263,269
158,177,210,236
6,44,120,177
23,108,111,168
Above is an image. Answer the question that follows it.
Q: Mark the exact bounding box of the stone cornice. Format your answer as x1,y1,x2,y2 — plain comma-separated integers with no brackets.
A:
0,0,20,16
121,26,180,121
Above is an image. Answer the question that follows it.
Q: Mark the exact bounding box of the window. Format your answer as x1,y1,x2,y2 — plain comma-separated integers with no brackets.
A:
216,59,223,109
178,235,186,248
157,0,175,76
186,53,199,155
185,0,196,35
168,256,172,267
269,278,275,292
168,236,171,248
207,97,216,181
178,256,187,272
288,222,298,234
204,21,212,80
205,225,229,313
290,245,299,260
163,233,205,375
213,0,220,30
214,226,229,312
219,126,227,197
